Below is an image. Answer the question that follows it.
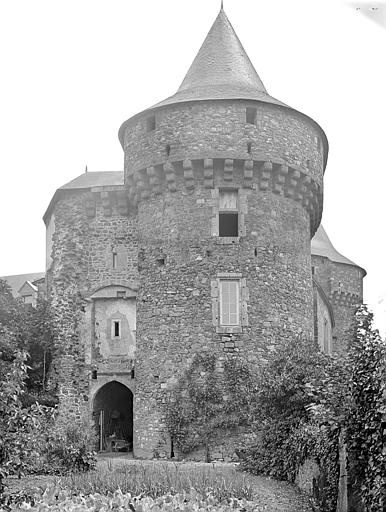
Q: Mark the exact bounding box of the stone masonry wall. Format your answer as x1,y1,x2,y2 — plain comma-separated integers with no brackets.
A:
312,255,364,355
47,188,137,424
123,100,325,183
134,180,313,458
330,262,363,356
123,99,323,459
47,193,90,422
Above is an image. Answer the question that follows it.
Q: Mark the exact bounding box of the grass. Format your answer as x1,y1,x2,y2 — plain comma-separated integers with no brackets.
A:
57,461,255,501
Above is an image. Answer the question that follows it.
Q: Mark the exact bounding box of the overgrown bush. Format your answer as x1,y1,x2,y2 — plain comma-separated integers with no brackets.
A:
240,336,342,512
0,346,46,494
43,411,97,474
345,306,386,511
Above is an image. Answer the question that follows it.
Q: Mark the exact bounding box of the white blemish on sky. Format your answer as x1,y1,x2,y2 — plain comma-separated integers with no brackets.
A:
0,0,385,336
349,2,386,27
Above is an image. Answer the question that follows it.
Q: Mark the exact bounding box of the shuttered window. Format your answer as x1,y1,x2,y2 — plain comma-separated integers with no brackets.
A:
220,280,240,326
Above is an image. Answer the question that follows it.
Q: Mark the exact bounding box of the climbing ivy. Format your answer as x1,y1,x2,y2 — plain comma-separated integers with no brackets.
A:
346,306,386,511
164,352,257,461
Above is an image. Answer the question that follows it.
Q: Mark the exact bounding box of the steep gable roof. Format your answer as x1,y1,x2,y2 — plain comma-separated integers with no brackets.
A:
1,273,45,297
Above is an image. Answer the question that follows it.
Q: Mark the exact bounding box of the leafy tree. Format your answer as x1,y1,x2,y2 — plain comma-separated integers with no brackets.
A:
0,278,55,405
0,279,26,347
23,298,54,399
165,352,223,461
0,347,43,494
241,337,342,512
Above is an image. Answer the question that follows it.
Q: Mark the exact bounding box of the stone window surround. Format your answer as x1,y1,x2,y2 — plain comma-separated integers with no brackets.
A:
211,272,249,334
211,188,247,243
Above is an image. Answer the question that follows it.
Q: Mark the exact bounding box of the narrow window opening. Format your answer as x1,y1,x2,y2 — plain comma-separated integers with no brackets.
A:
247,142,252,154
219,213,238,237
157,257,165,266
312,266,315,275
131,368,135,379
165,144,171,157
112,320,121,338
246,107,257,125
170,437,175,458
91,369,97,380
112,252,118,269
146,115,156,132
254,248,257,257
206,250,212,257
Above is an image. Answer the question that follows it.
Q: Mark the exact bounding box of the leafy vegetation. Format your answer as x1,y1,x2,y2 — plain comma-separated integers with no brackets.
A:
44,412,97,475
8,487,260,512
346,306,386,511
0,279,95,499
60,462,254,501
240,336,341,512
0,348,41,493
165,352,257,461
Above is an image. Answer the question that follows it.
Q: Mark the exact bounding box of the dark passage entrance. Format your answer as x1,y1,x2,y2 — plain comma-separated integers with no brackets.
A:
93,381,133,452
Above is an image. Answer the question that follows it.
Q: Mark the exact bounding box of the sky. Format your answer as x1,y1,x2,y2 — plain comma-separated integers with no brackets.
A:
0,0,385,335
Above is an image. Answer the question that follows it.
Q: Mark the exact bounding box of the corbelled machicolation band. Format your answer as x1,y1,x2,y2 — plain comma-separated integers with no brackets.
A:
331,290,362,307
126,157,323,236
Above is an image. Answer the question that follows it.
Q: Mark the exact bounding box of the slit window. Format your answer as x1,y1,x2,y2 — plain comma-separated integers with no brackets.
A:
112,320,121,339
219,190,238,237
246,107,257,125
112,252,117,269
220,280,240,326
146,115,156,132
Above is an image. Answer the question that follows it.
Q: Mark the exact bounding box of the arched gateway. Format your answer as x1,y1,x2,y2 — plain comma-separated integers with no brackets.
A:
93,381,133,452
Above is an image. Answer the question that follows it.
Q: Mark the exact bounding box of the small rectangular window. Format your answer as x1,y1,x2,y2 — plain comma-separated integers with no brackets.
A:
117,291,126,298
246,107,257,125
220,280,240,326
219,190,238,237
146,115,156,132
112,320,121,339
219,212,238,237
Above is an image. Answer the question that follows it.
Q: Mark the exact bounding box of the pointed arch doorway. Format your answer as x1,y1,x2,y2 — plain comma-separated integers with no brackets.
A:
93,381,133,452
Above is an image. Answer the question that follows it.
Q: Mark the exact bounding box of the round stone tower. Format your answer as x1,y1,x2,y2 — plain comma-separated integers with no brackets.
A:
119,7,328,458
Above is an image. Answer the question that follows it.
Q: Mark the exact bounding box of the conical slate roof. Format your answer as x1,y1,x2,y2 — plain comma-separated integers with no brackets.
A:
311,225,365,274
119,6,328,165
152,8,287,110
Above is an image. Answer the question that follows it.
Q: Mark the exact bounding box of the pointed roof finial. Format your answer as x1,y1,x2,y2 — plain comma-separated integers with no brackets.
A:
85,165,88,173
221,0,224,10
